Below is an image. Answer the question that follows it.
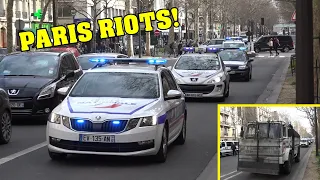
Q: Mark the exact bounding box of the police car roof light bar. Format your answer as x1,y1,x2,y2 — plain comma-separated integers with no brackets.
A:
183,47,195,52
206,47,220,53
90,58,168,70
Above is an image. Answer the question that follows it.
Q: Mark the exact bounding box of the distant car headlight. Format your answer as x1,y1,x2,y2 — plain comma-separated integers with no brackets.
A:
140,116,157,127
48,113,70,128
38,83,57,100
238,65,247,70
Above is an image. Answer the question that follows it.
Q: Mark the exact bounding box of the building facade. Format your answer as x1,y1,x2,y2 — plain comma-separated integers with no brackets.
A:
220,107,242,141
0,0,54,47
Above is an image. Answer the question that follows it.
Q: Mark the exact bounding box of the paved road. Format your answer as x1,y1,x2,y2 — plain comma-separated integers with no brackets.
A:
220,145,311,180
0,54,290,180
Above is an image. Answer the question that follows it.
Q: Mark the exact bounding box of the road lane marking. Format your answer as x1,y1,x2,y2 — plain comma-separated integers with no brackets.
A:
220,170,238,178
0,141,46,165
222,172,243,180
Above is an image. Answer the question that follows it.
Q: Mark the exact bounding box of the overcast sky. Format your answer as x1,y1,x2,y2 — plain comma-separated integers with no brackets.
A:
270,107,312,133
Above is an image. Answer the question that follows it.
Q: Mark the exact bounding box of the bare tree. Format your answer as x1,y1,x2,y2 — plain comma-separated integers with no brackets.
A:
6,0,14,53
125,0,134,56
297,107,316,128
61,0,117,52
39,0,53,28
140,0,154,56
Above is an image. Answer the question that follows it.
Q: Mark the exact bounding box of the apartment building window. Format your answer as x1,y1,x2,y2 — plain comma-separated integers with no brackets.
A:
232,129,235,136
224,127,228,136
15,11,21,18
0,10,5,17
58,6,72,17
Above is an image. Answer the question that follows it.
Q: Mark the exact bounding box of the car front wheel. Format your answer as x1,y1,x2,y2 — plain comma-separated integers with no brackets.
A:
0,110,12,144
154,125,168,163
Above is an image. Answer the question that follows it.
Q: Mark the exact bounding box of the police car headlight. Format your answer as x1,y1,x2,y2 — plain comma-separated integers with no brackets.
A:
238,65,247,70
207,73,223,84
38,83,57,100
125,118,140,131
48,113,70,128
140,116,157,127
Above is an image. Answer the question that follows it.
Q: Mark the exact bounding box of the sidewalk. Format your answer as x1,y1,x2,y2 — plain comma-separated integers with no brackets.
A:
277,67,296,103
303,148,320,180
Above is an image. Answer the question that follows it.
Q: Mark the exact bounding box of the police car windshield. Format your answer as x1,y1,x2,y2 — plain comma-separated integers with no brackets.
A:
223,43,245,48
0,55,59,77
70,72,160,98
77,56,114,70
175,56,220,70
219,51,246,61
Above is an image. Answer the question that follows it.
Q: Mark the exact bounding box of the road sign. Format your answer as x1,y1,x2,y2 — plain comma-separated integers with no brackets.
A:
291,11,296,21
15,19,25,30
154,29,160,36
31,9,42,19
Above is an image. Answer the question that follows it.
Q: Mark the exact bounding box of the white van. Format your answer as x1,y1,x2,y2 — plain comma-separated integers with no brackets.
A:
220,141,234,156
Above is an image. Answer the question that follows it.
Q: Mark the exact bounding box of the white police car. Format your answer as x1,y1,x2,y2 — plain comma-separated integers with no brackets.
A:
222,39,247,51
169,47,230,101
46,58,187,163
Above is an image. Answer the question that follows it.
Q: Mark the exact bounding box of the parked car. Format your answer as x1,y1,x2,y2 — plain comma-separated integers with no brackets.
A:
0,88,12,144
0,51,83,120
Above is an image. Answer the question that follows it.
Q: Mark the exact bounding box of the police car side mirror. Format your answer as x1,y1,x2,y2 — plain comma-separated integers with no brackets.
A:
57,87,69,96
249,58,254,62
165,90,182,100
167,66,172,70
226,67,231,72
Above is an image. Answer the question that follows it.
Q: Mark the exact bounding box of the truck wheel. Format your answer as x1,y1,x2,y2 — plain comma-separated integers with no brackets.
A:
283,154,292,174
295,147,301,162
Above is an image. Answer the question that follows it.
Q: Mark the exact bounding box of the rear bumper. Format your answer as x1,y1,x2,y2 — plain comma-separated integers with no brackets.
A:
238,161,280,175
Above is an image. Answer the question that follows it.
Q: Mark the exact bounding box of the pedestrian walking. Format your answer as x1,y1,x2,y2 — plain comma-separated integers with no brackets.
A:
273,37,280,56
268,38,273,56
231,143,237,156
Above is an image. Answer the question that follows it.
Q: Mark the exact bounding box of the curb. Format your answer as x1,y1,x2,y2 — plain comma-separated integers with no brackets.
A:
255,57,290,104
295,146,313,180
196,154,217,180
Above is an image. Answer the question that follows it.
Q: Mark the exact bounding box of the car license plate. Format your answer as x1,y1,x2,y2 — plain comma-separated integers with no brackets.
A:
185,93,203,97
229,71,236,74
79,134,115,143
10,102,24,108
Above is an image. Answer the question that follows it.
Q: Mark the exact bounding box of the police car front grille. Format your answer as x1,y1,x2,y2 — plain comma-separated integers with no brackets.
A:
179,84,215,94
228,66,239,70
70,119,128,133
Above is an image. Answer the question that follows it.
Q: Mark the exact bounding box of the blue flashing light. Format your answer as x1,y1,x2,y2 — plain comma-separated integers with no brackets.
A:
147,59,167,65
239,47,247,51
112,120,120,125
89,58,110,63
206,47,220,53
76,119,85,123
225,37,232,40
183,47,195,52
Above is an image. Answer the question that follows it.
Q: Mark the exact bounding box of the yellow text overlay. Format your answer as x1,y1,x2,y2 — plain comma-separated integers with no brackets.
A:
19,8,179,52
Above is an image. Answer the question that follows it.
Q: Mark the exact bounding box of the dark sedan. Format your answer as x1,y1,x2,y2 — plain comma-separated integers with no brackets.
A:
0,88,11,144
219,49,254,81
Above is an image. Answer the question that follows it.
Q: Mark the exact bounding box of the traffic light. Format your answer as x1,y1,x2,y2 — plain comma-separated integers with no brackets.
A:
181,24,185,30
261,18,264,26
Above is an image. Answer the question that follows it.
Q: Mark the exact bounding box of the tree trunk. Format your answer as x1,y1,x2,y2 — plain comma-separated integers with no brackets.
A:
39,0,53,28
313,0,320,104
92,1,97,53
145,0,154,56
168,0,175,47
203,13,208,42
194,0,199,42
125,0,134,56
6,0,14,53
